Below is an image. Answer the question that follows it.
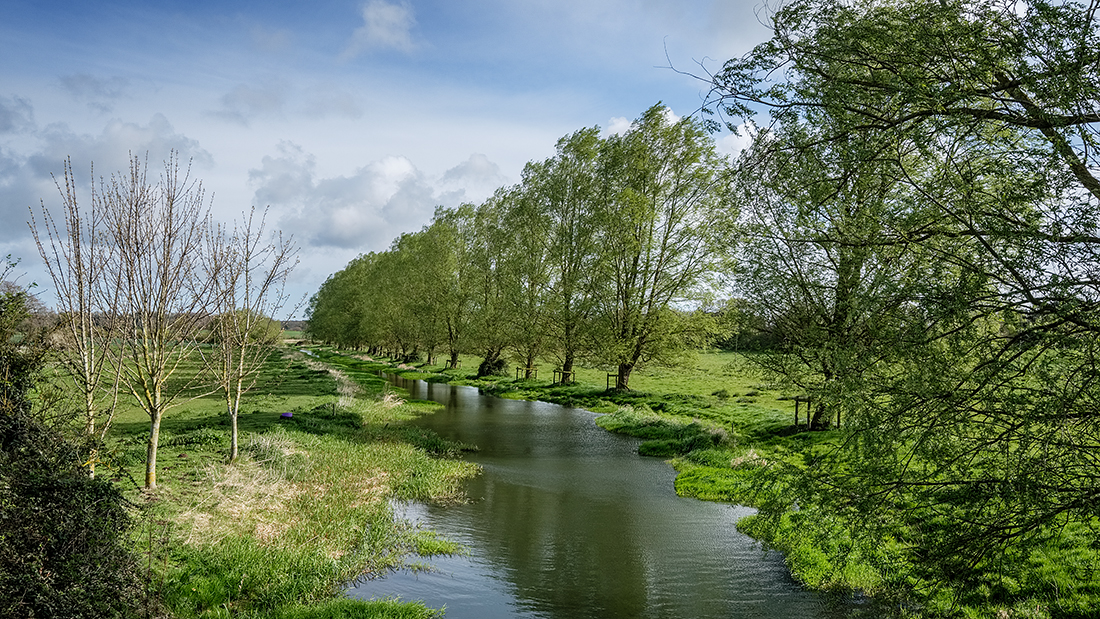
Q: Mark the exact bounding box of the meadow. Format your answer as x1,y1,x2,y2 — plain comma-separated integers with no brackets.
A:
101,347,477,619
74,341,1100,618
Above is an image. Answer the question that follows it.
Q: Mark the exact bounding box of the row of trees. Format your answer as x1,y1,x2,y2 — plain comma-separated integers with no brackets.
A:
703,0,1100,597
311,0,1100,602
29,154,297,488
307,104,730,389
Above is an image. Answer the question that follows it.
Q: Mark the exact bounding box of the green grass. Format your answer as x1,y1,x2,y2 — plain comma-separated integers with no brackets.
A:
91,347,477,618
351,347,1100,619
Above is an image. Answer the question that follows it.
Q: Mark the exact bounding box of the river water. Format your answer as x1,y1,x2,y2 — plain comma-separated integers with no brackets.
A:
348,376,870,619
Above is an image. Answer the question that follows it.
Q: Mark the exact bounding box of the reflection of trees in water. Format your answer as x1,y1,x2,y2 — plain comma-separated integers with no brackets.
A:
470,475,649,618
404,381,860,619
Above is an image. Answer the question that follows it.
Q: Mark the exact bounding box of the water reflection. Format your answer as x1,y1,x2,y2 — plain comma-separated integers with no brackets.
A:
350,377,869,619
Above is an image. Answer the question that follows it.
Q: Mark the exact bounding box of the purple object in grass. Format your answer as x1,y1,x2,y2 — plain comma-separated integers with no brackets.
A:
280,412,293,418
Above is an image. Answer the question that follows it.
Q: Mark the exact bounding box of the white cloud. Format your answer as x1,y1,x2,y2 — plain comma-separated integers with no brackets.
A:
0,95,35,134
441,153,503,183
59,74,130,113
249,142,434,249
208,81,288,126
438,154,507,205
249,144,509,250
342,0,417,58
715,121,757,159
605,116,631,136
28,114,212,177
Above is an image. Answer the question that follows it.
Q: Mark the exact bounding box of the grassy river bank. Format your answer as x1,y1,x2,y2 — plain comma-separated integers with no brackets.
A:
102,345,1100,618
106,348,478,618
336,348,1100,619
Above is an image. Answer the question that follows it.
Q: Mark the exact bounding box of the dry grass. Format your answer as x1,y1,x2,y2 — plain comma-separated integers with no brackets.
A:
380,389,406,409
179,455,301,546
176,430,394,550
730,448,770,468
294,350,362,408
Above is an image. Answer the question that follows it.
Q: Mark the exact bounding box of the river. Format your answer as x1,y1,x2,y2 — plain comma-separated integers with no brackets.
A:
348,375,872,618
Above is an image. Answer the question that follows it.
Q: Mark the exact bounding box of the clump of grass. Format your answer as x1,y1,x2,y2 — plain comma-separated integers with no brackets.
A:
176,455,301,547
596,405,726,457
270,597,442,619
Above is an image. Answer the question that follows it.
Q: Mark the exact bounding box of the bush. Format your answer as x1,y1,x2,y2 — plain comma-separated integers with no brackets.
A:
0,283,143,618
0,411,144,618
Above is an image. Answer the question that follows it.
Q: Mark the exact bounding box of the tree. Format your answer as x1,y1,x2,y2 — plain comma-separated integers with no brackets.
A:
29,159,123,477
533,128,603,380
102,153,216,489
499,177,555,378
0,266,142,618
731,116,939,429
706,0,1100,584
207,207,297,461
307,255,372,349
465,191,514,377
591,104,727,390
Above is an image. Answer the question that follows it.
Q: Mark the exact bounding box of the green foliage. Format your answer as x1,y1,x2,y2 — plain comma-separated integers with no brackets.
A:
702,0,1100,612
1,279,143,618
306,104,727,390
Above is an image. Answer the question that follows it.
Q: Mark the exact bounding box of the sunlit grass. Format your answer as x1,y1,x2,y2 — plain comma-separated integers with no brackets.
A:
85,346,478,618
348,346,1100,618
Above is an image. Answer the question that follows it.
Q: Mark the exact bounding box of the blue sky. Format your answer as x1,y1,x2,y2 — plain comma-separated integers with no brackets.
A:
0,0,770,314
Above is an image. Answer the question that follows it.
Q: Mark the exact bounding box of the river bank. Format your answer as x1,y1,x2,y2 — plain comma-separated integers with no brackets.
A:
106,349,478,618
315,351,870,592
341,349,1100,619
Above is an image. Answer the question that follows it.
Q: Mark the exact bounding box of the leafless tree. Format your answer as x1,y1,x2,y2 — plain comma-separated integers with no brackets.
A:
29,159,123,477
206,206,298,461
102,152,217,489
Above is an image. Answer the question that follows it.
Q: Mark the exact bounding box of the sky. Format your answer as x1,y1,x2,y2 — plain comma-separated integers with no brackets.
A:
0,0,771,316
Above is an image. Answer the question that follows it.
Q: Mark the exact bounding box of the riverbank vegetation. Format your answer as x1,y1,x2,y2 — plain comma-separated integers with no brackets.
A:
2,257,478,617
6,0,1100,617
305,2,1100,616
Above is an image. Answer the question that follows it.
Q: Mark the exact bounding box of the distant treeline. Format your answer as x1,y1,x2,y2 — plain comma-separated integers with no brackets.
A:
307,104,730,390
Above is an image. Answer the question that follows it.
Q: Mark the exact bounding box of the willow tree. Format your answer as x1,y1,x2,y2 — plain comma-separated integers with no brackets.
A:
498,176,555,379
465,191,514,377
591,104,727,390
536,127,603,380
706,0,1100,587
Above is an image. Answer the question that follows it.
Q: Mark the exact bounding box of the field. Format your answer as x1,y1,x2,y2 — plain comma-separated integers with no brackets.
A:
100,346,478,619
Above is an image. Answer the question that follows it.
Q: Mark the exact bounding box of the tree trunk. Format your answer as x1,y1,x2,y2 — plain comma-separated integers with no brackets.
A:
146,414,161,489
616,362,633,391
524,351,536,379
561,350,575,383
229,403,239,462
809,403,831,430
477,348,504,377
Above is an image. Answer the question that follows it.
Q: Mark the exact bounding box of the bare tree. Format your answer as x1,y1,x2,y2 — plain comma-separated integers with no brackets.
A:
103,152,216,489
206,206,298,461
29,159,123,477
